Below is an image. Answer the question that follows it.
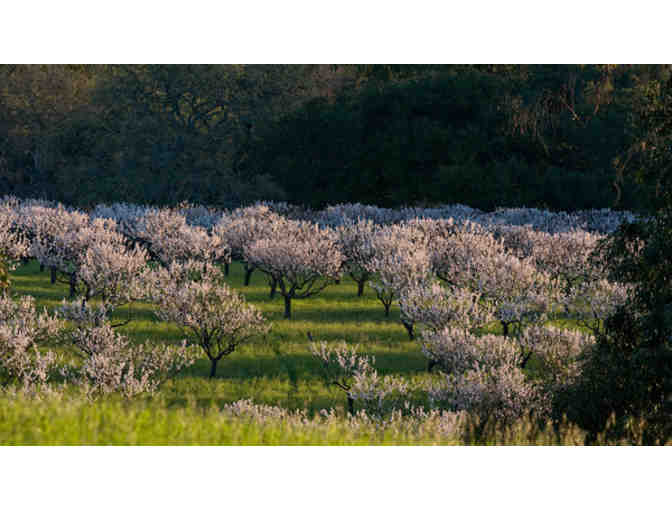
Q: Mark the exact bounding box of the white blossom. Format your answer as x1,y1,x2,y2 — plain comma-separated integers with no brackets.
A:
419,327,523,375
245,218,343,318
137,208,230,266
0,294,63,390
430,221,505,288
564,278,631,335
335,218,380,296
519,325,595,390
430,363,545,423
67,321,195,398
0,203,29,266
400,282,492,334
149,262,270,377
309,339,408,415
363,223,433,317
530,229,605,291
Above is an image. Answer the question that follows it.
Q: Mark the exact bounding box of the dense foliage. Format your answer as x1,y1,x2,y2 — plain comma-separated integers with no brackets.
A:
2,65,670,211
256,65,672,210
556,76,672,443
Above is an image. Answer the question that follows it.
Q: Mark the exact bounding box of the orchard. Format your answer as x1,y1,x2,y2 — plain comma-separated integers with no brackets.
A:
0,195,665,444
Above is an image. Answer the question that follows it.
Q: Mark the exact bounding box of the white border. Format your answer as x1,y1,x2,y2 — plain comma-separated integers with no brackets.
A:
2,2,669,63
1,446,669,509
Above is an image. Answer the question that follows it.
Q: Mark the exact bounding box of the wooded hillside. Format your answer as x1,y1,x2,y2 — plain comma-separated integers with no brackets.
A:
1,64,670,211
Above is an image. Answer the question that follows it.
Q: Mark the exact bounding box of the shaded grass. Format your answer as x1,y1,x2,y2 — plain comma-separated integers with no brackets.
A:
10,260,425,414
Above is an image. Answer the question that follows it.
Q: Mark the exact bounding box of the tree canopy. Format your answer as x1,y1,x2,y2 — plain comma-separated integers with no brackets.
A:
1,64,669,211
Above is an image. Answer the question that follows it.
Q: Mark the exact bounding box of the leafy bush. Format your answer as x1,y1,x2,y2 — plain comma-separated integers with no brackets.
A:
554,77,672,443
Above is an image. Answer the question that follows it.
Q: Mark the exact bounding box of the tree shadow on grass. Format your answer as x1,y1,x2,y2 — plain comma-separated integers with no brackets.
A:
178,349,428,382
260,306,398,324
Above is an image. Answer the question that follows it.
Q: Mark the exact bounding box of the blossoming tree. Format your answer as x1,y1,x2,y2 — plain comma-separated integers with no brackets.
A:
0,204,29,293
0,294,62,390
244,219,343,318
149,261,270,377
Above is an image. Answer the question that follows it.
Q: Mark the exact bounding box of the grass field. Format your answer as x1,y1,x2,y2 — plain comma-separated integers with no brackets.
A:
0,390,592,445
3,261,637,445
4,261,442,443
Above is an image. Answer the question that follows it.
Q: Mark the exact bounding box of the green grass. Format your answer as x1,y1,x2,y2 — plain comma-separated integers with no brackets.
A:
9,260,426,415
0,391,598,445
2,261,614,445
6,261,460,444
0,393,410,445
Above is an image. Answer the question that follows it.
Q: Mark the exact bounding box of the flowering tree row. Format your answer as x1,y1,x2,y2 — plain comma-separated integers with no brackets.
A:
1,196,633,336
0,195,635,421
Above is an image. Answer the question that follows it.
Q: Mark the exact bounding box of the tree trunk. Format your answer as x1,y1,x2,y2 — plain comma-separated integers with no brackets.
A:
209,358,219,378
69,273,77,298
50,267,57,284
427,359,438,373
357,280,365,297
384,302,391,317
402,320,414,340
269,278,277,299
284,295,292,319
334,278,340,285
224,263,230,276
502,321,509,337
347,396,354,415
40,264,45,272
244,266,254,286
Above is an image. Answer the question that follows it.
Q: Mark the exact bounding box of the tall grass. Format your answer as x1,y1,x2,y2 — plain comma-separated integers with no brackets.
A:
0,392,597,445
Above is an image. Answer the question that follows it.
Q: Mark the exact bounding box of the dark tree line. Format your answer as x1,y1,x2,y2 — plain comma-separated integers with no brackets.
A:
1,64,670,211
249,64,672,211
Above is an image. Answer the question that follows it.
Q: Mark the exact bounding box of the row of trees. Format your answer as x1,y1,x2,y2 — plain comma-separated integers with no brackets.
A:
0,197,628,420
2,65,670,211
2,172,671,442
3,197,635,319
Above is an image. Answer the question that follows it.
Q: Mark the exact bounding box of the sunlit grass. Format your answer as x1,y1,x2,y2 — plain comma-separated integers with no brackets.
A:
10,260,425,416
0,392,598,446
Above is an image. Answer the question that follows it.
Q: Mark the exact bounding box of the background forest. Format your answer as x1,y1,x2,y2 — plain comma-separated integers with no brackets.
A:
1,64,670,212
